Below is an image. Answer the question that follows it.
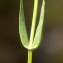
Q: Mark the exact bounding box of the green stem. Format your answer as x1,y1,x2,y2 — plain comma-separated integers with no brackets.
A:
29,0,39,49
27,0,38,63
27,50,32,63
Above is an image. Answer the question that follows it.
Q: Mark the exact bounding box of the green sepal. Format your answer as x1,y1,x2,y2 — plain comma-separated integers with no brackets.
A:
30,0,45,50
19,0,29,49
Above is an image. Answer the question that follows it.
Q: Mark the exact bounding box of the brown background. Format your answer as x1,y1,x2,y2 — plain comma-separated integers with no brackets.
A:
0,0,63,63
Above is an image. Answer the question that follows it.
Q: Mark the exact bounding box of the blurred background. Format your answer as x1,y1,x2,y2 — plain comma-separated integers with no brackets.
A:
0,0,63,63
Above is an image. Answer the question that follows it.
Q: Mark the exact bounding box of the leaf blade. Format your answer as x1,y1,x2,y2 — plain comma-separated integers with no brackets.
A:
31,0,45,50
19,0,29,49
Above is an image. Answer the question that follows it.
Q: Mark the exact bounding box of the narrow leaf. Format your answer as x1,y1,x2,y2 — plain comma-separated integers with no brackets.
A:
19,0,29,49
30,0,45,50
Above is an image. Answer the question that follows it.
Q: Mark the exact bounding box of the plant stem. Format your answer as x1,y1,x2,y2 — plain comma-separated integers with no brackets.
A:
29,0,39,49
27,50,32,63
27,0,38,63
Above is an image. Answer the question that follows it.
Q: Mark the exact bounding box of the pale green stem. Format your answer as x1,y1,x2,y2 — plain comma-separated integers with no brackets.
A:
27,0,38,63
29,0,39,48
27,50,33,63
